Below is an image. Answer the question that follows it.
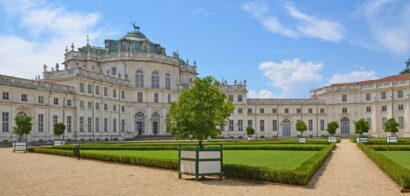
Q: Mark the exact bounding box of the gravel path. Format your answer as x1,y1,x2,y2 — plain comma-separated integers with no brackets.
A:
0,140,404,196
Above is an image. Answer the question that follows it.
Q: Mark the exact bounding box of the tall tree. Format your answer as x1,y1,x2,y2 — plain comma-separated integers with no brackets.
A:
327,121,339,136
296,121,307,137
53,123,66,140
354,118,369,137
400,58,410,74
167,76,235,148
13,115,32,142
384,118,400,136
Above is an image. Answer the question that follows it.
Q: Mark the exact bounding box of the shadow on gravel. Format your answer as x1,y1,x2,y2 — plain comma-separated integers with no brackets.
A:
306,147,336,189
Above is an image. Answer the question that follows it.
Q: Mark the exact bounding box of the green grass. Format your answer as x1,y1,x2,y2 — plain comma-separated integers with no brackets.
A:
378,151,410,170
83,150,317,170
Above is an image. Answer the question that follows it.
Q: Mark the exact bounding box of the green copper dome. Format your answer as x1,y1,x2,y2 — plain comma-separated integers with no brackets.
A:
122,30,148,41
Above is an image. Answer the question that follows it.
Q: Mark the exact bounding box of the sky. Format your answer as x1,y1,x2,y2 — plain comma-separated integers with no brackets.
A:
0,0,409,98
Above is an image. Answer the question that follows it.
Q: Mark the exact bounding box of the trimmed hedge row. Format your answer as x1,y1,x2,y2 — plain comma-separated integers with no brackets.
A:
29,143,335,186
357,143,410,189
50,144,328,151
368,145,410,151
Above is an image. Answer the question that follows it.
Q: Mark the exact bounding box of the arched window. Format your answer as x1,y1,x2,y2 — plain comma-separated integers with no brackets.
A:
341,118,350,135
135,70,144,88
135,112,144,135
165,73,171,89
151,71,160,88
151,112,160,135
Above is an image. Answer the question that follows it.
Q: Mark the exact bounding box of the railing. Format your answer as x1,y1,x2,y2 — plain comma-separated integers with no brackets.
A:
0,75,74,94
43,69,129,87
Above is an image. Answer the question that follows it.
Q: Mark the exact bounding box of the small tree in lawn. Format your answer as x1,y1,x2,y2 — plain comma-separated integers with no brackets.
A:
296,121,307,137
327,121,339,136
53,123,66,140
167,76,235,149
354,118,369,137
246,126,255,138
13,115,32,142
384,118,399,136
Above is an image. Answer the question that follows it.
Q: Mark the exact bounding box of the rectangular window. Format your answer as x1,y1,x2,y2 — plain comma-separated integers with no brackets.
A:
21,94,28,102
2,92,9,100
398,104,404,111
398,90,403,98
88,102,92,109
112,89,117,98
342,108,347,113
38,96,44,104
79,116,84,132
113,105,117,111
342,95,347,102
38,114,44,133
399,116,404,129
66,99,72,106
104,118,108,132
95,118,99,132
87,117,92,132
320,108,325,113
95,103,100,110
260,120,265,131
320,119,325,131
121,106,125,112
308,120,313,131
137,92,143,103
272,108,277,113
2,112,9,132
367,118,372,129
381,105,387,112
53,115,58,126
366,93,371,101
238,120,243,131
238,95,243,102
168,94,171,103
308,108,313,113
248,120,252,128
111,67,116,75
67,116,72,132
104,87,108,96
80,83,84,92
248,108,252,114
284,108,289,113
80,101,84,108
238,108,243,114
154,93,159,103
121,91,125,99
95,86,100,95
228,95,233,102
381,92,387,100
272,120,277,131
382,117,387,129
88,84,92,94
366,106,371,112
229,120,234,131
113,119,117,132
104,104,108,111
260,108,264,113
296,108,301,113
121,119,125,132
53,98,58,105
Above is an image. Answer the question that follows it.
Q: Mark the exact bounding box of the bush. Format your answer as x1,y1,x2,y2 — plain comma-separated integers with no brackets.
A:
357,143,410,189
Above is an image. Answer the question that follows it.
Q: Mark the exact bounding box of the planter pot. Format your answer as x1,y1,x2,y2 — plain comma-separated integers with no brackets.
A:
178,145,223,180
54,140,66,146
12,142,27,152
247,136,254,141
328,136,337,143
356,137,368,143
387,136,398,143
298,137,307,143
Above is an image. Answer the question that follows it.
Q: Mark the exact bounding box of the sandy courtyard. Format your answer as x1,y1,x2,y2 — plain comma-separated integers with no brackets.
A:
0,140,405,196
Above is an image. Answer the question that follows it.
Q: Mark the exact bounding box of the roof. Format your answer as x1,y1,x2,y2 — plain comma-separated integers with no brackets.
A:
122,30,148,41
330,73,410,87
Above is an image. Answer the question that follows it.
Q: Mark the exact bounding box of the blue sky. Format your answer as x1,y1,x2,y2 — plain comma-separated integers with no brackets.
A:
0,0,409,98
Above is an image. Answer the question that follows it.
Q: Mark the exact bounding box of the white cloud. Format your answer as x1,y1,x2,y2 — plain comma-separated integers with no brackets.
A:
258,58,323,98
247,89,275,98
361,0,410,53
192,8,214,16
0,0,109,78
329,70,378,84
242,2,344,42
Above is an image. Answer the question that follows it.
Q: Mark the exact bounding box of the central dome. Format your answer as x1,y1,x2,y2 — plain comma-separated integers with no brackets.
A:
122,30,148,41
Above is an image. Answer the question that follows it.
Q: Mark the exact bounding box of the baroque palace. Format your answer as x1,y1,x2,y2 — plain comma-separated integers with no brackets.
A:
0,27,409,142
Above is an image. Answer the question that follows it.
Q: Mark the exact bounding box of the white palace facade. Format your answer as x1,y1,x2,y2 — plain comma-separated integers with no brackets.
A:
0,28,410,142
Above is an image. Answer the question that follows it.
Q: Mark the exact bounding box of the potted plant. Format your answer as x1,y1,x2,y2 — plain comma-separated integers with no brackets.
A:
12,115,32,152
327,121,339,142
384,118,399,143
246,126,255,141
355,118,369,143
167,76,234,180
53,122,66,146
296,121,307,143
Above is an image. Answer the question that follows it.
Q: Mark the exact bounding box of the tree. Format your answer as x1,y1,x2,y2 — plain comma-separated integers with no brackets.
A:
246,126,255,137
167,76,235,148
53,123,66,140
13,115,32,142
296,121,307,137
400,58,410,74
327,121,339,136
354,118,369,137
384,118,400,136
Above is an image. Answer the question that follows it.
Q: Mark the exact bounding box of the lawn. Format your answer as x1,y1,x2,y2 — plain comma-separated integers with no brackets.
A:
378,151,410,170
83,150,317,170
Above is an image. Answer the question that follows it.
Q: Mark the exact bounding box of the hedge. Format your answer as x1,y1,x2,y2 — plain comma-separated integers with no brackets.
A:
368,145,410,151
357,143,410,189
29,143,335,186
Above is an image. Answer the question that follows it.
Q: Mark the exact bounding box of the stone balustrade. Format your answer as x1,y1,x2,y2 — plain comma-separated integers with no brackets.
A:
43,69,129,87
0,74,74,94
